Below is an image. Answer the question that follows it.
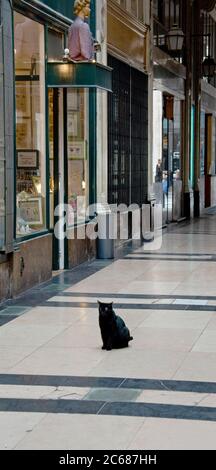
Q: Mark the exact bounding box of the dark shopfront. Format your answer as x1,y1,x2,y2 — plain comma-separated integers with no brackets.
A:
108,55,149,208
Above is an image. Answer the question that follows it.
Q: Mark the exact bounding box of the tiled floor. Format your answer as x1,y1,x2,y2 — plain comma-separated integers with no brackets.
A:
1,214,216,449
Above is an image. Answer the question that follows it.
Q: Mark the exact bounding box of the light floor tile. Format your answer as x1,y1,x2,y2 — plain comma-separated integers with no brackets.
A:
172,286,216,296
119,281,180,296
139,310,213,330
15,414,145,450
131,327,201,352
9,347,107,376
173,352,216,382
187,272,216,282
136,272,189,282
173,299,208,306
0,346,39,372
199,395,216,408
136,390,208,406
205,317,216,330
46,325,102,349
153,299,174,305
127,418,216,450
18,307,87,325
0,412,46,450
0,385,89,400
65,282,125,294
192,331,216,353
88,349,187,379
0,323,68,348
150,261,201,272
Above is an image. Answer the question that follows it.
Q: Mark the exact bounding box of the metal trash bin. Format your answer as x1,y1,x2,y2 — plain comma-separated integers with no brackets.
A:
149,198,156,233
96,211,114,259
142,197,156,243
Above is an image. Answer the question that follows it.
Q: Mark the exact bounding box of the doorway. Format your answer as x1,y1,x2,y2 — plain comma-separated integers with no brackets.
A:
205,114,212,208
162,95,182,224
49,88,66,271
48,86,90,271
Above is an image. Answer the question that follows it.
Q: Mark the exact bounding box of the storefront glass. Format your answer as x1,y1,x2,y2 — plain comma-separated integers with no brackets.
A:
67,89,89,225
14,12,46,237
214,117,216,174
153,92,182,223
200,111,205,177
48,88,54,229
0,160,5,249
0,45,5,248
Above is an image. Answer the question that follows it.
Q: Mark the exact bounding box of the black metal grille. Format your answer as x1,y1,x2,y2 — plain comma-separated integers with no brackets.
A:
131,67,148,205
108,56,130,206
108,55,148,206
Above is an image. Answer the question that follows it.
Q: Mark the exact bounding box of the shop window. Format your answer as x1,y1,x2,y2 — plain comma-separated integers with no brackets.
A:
14,12,46,237
115,0,146,23
200,111,205,177
0,159,5,249
67,89,89,225
0,32,5,249
48,88,54,229
173,99,182,179
214,118,216,175
47,28,64,62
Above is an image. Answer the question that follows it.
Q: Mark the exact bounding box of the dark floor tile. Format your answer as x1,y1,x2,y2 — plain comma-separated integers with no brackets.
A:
84,388,141,402
0,316,18,326
0,374,124,388
99,401,216,422
122,379,216,394
0,398,104,415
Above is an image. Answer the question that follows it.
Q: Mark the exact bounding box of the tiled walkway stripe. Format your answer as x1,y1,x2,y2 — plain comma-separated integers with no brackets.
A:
1,374,216,394
0,397,216,422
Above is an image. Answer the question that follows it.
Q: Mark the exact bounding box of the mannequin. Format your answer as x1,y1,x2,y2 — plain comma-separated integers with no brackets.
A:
68,0,94,61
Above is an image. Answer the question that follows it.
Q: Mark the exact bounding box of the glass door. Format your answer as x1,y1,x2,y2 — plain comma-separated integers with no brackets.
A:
48,88,65,271
162,118,173,224
162,97,182,224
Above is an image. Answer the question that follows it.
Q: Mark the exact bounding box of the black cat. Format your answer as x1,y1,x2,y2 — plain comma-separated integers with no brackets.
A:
98,301,133,351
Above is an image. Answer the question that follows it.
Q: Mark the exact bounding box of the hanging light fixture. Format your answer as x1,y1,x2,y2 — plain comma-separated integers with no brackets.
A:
202,14,216,78
167,0,184,52
202,56,216,78
167,24,185,51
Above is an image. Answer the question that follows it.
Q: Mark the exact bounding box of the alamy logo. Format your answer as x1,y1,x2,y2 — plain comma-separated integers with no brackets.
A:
54,199,163,250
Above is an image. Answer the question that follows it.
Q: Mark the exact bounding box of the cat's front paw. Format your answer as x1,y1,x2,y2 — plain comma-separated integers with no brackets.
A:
102,345,106,350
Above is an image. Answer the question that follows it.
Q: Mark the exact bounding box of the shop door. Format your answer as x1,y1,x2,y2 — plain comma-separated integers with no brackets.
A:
49,88,66,271
162,97,182,224
205,114,212,208
162,118,174,224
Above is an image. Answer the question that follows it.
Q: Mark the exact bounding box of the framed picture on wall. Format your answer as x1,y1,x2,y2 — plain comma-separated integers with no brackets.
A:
68,141,85,160
16,81,31,117
67,91,78,111
16,121,32,149
17,150,39,169
68,112,78,137
18,197,43,226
